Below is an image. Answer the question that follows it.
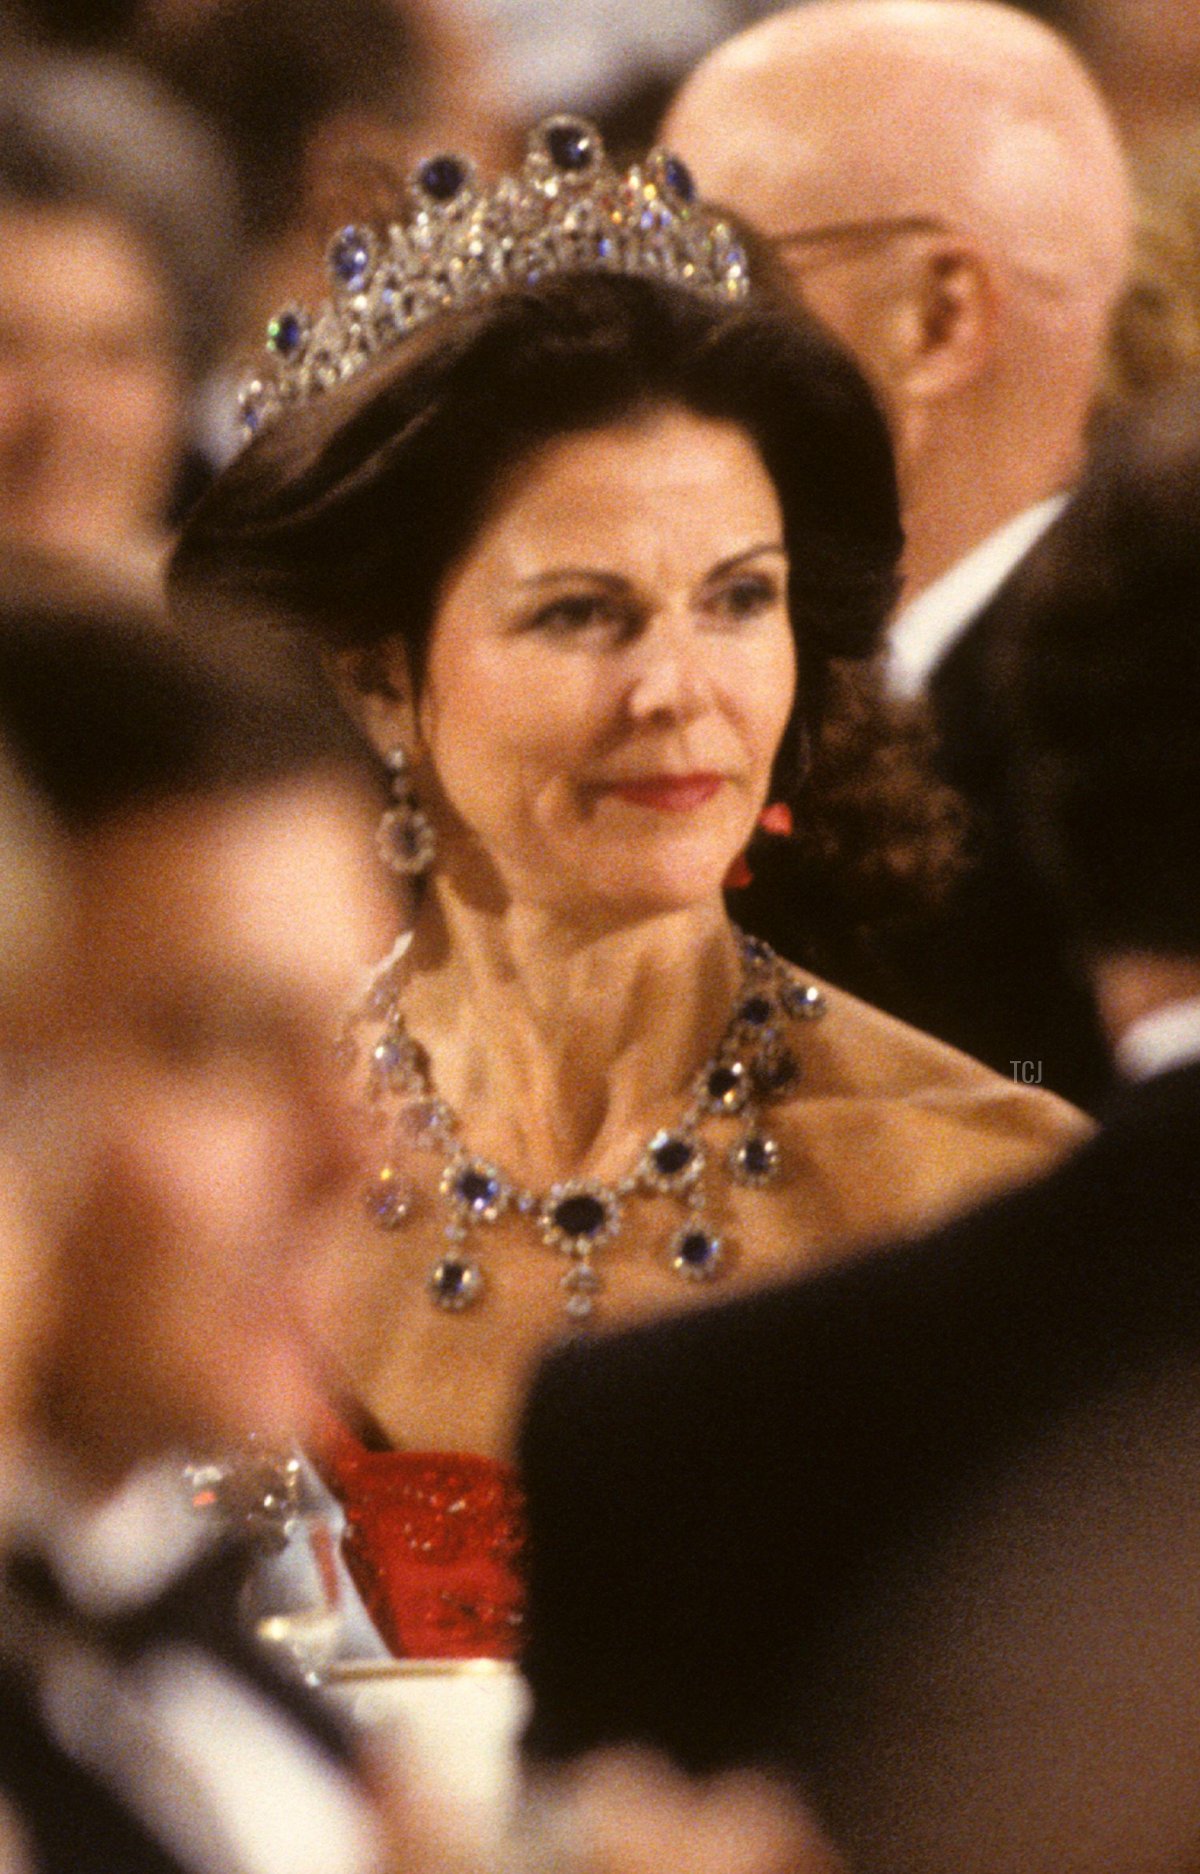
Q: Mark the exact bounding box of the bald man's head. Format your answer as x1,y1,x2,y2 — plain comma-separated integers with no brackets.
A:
666,0,1129,303
665,0,1133,594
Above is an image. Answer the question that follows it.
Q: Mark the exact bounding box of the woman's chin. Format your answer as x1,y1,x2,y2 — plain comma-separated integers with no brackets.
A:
547,858,738,926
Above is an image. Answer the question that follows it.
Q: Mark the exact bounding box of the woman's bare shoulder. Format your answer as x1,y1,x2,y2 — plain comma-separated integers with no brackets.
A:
765,969,1093,1247
780,970,1088,1127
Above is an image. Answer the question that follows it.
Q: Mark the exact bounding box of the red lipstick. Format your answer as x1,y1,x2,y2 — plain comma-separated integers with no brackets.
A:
606,773,722,812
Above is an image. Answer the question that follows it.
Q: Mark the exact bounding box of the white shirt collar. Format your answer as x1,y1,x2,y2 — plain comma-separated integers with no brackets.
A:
7,1449,214,1618
1114,994,1200,1084
884,494,1070,700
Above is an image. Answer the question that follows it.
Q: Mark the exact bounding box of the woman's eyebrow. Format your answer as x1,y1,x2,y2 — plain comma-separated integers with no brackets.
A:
515,568,631,591
515,545,787,592
705,543,787,579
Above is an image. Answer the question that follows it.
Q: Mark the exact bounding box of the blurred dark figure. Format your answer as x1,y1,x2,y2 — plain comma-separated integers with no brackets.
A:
146,0,513,386
0,731,62,1515
0,562,396,1874
519,380,1200,1873
0,51,238,581
0,0,139,51
0,722,69,1874
149,0,428,256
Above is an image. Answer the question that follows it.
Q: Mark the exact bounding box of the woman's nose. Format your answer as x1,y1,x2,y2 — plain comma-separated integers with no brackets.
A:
624,615,707,722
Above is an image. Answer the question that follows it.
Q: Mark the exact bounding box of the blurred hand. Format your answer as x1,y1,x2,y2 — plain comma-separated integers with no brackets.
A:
507,1747,844,1874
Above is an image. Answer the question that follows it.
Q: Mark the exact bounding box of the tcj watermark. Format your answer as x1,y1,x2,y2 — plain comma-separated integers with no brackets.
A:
1010,1060,1043,1085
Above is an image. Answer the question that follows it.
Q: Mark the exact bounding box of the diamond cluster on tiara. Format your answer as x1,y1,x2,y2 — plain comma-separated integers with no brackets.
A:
239,114,751,438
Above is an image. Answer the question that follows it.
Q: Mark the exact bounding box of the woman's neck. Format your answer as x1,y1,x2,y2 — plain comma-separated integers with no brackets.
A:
397,889,743,1186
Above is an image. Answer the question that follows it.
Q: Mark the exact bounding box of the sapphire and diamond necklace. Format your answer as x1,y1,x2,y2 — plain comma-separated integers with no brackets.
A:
347,930,825,1322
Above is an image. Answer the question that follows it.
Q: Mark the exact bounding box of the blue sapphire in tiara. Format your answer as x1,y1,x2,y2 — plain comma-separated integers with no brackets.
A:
417,154,469,203
662,155,696,204
238,381,266,434
266,307,307,358
544,117,598,174
329,226,374,293
429,1254,483,1309
671,1226,723,1280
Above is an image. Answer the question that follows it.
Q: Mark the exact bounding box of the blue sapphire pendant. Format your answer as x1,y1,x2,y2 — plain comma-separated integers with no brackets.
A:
781,979,825,1020
730,1134,781,1186
441,1158,509,1223
701,1059,750,1115
751,1045,799,1099
736,992,775,1030
429,1254,484,1310
671,1225,724,1281
540,1182,621,1254
640,1129,704,1194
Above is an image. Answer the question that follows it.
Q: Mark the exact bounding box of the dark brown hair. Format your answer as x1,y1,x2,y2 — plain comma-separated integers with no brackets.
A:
0,550,379,833
170,270,903,804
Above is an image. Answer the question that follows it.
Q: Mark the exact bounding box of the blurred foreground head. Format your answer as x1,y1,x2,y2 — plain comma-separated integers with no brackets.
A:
0,556,393,1491
0,50,238,576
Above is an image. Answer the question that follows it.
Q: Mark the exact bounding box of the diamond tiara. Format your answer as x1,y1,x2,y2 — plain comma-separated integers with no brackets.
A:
239,114,752,438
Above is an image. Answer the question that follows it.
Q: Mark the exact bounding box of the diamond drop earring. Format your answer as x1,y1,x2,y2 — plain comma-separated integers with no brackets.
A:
377,746,437,875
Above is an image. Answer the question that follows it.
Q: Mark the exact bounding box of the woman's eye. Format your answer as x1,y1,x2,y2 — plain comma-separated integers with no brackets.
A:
711,575,780,621
530,594,627,635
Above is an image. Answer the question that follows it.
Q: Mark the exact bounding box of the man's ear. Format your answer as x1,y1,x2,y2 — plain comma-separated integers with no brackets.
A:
886,239,997,402
324,644,417,758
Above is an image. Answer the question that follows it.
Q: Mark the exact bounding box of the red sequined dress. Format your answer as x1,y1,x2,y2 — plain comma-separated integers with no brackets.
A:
315,1406,526,1660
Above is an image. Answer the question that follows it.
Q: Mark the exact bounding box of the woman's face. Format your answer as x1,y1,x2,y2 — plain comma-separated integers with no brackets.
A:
403,405,796,924
0,205,185,558
55,777,391,1475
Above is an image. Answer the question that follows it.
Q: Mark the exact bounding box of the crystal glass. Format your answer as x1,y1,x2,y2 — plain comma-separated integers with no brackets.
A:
246,1510,344,1686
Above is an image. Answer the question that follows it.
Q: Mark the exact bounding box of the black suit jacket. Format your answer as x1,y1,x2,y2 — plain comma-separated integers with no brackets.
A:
0,1532,366,1874
890,579,1110,1108
519,1062,1200,1827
